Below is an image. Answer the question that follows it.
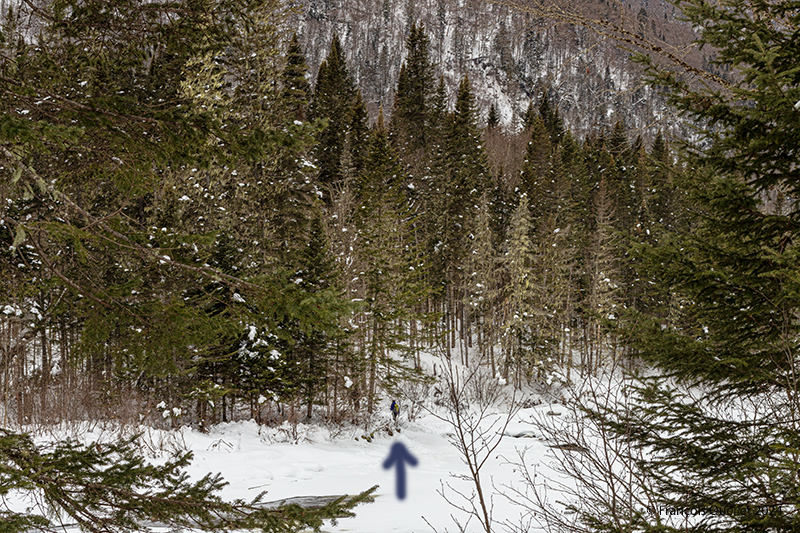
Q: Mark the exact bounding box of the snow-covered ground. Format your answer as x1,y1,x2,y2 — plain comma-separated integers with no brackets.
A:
11,347,590,533
162,405,560,533
20,397,570,533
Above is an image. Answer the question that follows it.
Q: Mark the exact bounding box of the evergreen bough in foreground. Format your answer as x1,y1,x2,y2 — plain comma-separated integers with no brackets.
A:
0,430,376,533
504,0,800,531
590,0,800,530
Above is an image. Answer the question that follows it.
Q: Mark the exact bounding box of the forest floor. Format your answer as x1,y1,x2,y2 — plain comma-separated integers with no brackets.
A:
21,391,573,533
14,347,598,533
178,405,560,533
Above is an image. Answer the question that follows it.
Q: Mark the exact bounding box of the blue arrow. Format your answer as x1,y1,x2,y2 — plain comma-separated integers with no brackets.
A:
382,441,418,500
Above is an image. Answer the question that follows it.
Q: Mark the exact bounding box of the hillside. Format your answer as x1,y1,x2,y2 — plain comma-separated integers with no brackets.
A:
291,0,704,138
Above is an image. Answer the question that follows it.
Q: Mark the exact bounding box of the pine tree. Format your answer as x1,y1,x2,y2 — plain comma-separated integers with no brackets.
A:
604,121,639,234
0,0,269,414
224,0,287,132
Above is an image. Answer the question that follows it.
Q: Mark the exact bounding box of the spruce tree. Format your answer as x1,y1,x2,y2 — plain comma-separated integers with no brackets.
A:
538,91,564,144
446,76,491,198
519,113,554,219
352,116,426,416
0,0,349,427
425,75,491,355
582,177,620,374
427,76,450,156
348,91,371,176
0,430,376,532
0,0,289,412
501,193,538,384
282,33,311,122
486,102,500,130
286,211,343,419
310,34,357,188
466,193,501,373
390,21,435,158
647,131,683,235
558,0,800,530
521,100,537,131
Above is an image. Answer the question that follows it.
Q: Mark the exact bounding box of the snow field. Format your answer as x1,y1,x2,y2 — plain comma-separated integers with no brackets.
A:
174,400,574,533
18,354,582,533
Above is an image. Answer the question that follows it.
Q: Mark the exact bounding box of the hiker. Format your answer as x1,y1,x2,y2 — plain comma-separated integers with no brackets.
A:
391,400,400,423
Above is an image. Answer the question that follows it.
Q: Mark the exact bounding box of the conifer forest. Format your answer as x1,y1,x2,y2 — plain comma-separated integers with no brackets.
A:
0,0,687,428
0,0,799,529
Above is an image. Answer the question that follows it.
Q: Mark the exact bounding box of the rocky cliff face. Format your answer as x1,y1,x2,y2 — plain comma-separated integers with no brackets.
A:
291,0,702,139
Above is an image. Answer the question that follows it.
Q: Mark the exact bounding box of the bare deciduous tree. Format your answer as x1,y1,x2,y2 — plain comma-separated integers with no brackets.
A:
419,352,519,533
499,360,659,533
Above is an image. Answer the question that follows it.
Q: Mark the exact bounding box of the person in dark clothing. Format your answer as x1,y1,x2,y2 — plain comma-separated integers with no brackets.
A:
391,400,399,423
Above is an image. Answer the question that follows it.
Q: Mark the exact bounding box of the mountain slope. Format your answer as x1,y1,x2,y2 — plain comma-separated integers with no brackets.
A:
292,0,704,138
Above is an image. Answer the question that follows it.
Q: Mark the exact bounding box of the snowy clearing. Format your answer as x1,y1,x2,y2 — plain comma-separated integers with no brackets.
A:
20,400,573,533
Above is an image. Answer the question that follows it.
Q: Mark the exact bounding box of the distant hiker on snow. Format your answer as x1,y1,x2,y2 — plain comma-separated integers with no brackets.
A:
391,400,400,423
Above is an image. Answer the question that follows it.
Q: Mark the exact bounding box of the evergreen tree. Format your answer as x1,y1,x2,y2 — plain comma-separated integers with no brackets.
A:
310,34,357,188
352,117,426,417
427,75,450,155
489,176,516,250
603,121,640,235
561,0,800,530
521,100,537,131
390,21,435,157
559,131,592,246
282,33,311,122
0,430,376,532
0,0,275,410
466,193,501,371
501,193,538,384
223,0,287,132
427,76,491,323
582,177,620,374
486,102,500,130
647,131,682,235
538,91,564,144
0,0,349,428
446,76,491,197
286,212,343,419
348,91,371,175
519,114,554,219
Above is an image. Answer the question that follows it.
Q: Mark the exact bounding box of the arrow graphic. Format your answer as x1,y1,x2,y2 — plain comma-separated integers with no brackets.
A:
382,441,418,500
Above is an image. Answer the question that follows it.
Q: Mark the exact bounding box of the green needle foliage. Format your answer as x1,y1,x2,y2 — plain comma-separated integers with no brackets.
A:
0,429,376,533
568,0,800,531
0,0,346,420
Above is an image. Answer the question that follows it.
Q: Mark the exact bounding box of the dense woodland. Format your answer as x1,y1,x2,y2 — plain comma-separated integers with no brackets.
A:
0,0,688,432
1,0,799,530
